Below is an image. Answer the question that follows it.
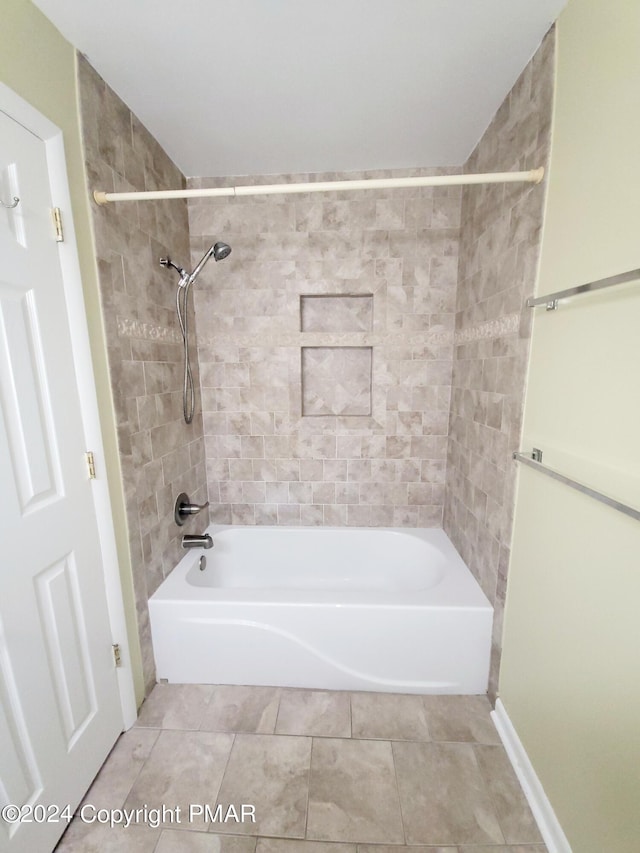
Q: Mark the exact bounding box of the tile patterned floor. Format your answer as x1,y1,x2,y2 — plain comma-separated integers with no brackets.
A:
55,686,547,853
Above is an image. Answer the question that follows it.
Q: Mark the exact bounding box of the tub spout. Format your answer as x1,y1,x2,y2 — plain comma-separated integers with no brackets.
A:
182,534,213,549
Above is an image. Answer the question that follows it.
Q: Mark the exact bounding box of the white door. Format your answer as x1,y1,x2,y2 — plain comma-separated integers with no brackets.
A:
0,108,124,852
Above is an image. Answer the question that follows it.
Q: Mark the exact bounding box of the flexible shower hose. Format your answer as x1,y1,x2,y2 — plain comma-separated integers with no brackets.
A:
176,280,195,424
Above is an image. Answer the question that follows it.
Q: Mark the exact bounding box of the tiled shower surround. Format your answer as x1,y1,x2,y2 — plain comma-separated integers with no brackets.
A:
78,29,553,698
78,57,207,691
188,170,461,527
444,29,554,695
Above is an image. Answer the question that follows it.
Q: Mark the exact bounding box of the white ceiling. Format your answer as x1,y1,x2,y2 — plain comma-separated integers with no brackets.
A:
33,0,566,178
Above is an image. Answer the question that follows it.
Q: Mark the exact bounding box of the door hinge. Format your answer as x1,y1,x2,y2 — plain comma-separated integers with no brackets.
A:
85,451,96,479
52,207,64,242
112,644,122,668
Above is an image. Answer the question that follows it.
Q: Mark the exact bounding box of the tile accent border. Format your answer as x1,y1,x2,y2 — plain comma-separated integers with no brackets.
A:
453,312,520,345
117,316,182,344
491,698,572,852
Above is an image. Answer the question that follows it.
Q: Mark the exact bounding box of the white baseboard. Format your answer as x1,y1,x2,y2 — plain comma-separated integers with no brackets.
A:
491,698,572,852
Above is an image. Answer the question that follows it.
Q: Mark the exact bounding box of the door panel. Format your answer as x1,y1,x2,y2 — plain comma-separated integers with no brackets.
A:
33,554,96,745
0,647,41,812
0,284,62,510
0,107,124,853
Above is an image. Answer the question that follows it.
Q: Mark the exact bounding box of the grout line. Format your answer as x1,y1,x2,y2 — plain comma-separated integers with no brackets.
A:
247,837,521,848
175,725,490,745
120,727,163,806
302,736,314,840
212,730,237,828
198,682,217,731
389,740,408,846
420,694,433,742
272,686,285,734
470,742,507,847
149,827,163,853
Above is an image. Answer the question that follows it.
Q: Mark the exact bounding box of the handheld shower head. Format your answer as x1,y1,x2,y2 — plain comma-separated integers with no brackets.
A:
213,241,232,262
160,241,232,285
160,238,233,424
190,241,232,282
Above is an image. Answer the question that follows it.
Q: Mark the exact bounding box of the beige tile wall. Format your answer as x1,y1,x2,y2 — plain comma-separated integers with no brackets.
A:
443,29,555,697
187,169,462,527
78,57,207,692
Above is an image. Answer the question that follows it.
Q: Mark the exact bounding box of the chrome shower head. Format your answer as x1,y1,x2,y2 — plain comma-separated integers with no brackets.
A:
189,241,232,282
160,241,232,287
213,241,232,262
160,238,232,425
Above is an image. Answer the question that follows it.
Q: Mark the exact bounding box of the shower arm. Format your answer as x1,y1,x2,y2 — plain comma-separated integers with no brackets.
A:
93,168,544,205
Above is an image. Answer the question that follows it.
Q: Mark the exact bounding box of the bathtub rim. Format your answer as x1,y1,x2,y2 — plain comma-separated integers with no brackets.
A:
151,525,492,611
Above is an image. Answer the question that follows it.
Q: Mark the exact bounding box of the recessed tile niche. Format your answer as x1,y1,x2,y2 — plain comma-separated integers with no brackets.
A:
301,347,373,416
300,295,373,332
300,295,373,417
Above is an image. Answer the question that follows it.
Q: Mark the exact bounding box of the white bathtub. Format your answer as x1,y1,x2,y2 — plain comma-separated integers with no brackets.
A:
149,525,493,694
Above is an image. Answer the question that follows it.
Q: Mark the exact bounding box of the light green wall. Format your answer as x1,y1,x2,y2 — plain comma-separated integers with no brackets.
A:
0,0,144,706
499,0,640,850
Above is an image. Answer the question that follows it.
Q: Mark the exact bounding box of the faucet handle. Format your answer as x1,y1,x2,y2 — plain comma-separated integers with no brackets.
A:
174,492,209,526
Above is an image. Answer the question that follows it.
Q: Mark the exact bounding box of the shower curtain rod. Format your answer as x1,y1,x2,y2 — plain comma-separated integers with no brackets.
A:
93,167,544,205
